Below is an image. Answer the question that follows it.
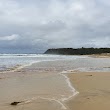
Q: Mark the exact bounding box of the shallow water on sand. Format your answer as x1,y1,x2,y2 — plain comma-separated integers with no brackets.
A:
0,71,76,110
1,55,110,109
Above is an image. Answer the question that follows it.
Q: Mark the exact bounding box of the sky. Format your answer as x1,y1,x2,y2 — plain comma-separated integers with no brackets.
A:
0,0,110,53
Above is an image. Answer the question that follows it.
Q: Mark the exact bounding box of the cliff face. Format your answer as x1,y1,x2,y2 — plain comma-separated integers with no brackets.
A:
44,48,110,55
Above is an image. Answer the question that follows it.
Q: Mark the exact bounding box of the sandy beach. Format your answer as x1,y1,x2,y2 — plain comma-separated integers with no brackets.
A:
66,72,110,110
0,55,110,110
1,70,110,110
0,70,75,110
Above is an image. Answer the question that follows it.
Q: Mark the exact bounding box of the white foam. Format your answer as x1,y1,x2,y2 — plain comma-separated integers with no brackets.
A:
0,61,41,73
22,96,67,109
59,71,79,102
0,58,67,73
39,97,67,109
0,59,62,73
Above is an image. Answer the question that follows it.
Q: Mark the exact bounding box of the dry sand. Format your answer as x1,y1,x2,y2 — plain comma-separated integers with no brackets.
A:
89,53,110,58
66,72,110,110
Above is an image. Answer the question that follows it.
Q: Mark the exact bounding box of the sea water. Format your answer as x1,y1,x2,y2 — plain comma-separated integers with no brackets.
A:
1,54,110,72
0,54,86,72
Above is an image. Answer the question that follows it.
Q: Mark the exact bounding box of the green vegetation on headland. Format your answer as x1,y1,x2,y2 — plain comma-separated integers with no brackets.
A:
44,48,110,55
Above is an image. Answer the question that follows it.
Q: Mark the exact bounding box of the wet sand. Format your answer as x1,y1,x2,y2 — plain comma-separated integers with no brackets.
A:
66,72,110,110
2,70,110,110
0,69,76,110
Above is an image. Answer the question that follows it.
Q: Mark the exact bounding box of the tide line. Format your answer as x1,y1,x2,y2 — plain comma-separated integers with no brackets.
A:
59,71,79,102
20,96,67,109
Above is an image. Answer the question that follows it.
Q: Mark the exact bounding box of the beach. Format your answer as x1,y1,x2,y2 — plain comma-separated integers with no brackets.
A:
66,72,110,110
0,70,73,110
0,54,110,110
1,69,110,110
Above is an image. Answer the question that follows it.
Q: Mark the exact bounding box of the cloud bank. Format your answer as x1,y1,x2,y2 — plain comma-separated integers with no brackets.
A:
0,0,110,53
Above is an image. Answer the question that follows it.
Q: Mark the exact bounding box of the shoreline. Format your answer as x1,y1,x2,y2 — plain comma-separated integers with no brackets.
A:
1,55,110,110
0,64,77,110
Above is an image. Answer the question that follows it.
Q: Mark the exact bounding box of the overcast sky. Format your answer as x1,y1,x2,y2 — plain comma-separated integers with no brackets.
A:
0,0,110,53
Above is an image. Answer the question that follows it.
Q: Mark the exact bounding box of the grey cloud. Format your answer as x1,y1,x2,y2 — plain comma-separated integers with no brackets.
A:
0,0,109,53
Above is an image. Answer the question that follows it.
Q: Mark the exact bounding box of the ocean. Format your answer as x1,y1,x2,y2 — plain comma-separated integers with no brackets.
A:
0,54,110,73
